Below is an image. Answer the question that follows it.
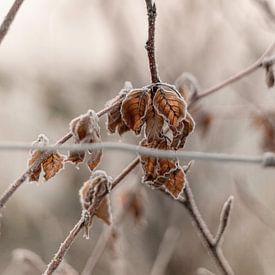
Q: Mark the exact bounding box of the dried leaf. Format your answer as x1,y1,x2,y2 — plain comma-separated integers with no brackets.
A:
70,110,100,143
95,196,112,225
28,135,64,182
79,171,112,237
145,103,164,141
139,139,158,182
66,151,85,165
153,88,186,129
42,153,64,181
164,167,186,199
121,89,150,134
28,150,42,182
68,110,102,171
172,111,195,149
107,90,129,135
87,149,102,171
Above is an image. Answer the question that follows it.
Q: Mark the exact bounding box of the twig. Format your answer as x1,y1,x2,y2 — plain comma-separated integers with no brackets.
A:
150,226,181,275
43,158,139,275
0,0,25,46
145,0,160,83
182,183,234,275
81,185,141,275
189,42,275,106
0,102,122,209
214,197,234,246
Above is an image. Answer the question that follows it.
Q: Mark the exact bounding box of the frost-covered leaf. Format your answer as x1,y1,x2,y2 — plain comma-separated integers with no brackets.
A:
42,153,64,181
153,88,186,129
164,167,186,199
172,111,195,149
107,89,129,135
79,170,112,238
121,89,150,134
87,149,102,171
145,102,164,141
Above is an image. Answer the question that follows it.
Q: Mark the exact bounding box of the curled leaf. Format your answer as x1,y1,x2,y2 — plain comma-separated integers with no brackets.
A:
145,103,164,141
28,135,64,182
42,153,64,181
153,88,186,129
121,89,150,134
164,167,186,199
172,111,195,149
79,170,112,238
107,89,129,135
68,110,102,171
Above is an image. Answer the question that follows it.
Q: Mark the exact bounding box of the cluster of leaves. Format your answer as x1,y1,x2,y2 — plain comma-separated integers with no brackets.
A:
107,86,194,198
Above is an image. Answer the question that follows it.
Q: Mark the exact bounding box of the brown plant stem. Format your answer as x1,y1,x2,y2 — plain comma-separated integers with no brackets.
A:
189,42,275,107
43,158,140,275
145,0,160,83
0,0,25,46
0,103,122,209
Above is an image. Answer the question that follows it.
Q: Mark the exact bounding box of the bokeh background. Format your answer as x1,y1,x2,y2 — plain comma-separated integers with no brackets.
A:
0,0,275,274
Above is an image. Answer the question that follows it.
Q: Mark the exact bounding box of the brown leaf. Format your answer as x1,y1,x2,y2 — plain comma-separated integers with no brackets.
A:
42,153,64,181
107,89,129,135
79,171,112,237
95,196,112,225
153,88,186,129
164,167,186,199
28,135,53,182
70,110,100,143
172,111,195,149
139,139,159,182
121,89,150,134
68,110,102,170
28,150,42,182
156,139,177,176
145,103,164,141
66,151,85,165
87,149,102,171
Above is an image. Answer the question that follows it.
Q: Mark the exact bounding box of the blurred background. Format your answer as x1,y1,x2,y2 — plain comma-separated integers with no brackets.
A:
0,0,275,274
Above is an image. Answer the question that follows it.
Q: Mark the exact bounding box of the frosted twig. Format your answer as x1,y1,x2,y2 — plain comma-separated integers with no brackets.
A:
0,100,123,209
43,158,139,274
0,0,25,46
145,0,160,83
189,43,275,106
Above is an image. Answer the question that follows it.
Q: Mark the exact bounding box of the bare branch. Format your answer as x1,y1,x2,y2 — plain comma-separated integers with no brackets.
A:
189,43,275,107
81,185,141,275
0,0,25,46
43,158,139,274
182,183,234,275
145,0,160,83
214,196,234,246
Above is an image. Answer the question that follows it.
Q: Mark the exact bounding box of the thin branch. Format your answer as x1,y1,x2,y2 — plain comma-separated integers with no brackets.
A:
150,226,181,275
182,183,234,275
81,185,141,275
145,0,160,83
43,158,139,275
189,42,275,107
214,196,234,246
0,0,25,46
0,100,123,209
